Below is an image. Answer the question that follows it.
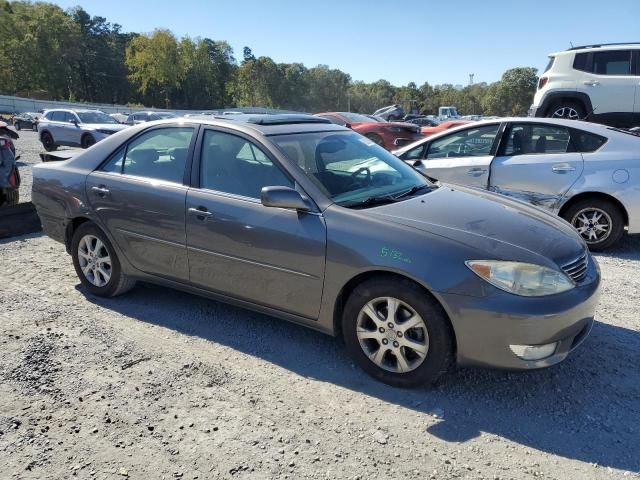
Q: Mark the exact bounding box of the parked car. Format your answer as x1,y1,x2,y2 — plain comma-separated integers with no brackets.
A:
126,111,177,125
38,109,129,151
373,104,405,121
315,112,422,150
404,116,440,127
32,114,599,387
394,117,640,250
109,113,129,124
529,43,640,127
13,112,41,131
0,122,20,206
421,120,471,137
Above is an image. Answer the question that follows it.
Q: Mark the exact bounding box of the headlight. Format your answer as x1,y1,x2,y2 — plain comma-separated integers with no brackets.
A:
465,260,574,296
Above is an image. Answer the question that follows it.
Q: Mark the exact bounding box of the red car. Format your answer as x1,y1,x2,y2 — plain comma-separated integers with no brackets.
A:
314,112,422,150
421,120,471,137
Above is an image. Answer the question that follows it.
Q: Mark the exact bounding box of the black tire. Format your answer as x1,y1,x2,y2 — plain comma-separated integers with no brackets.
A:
32,123,38,132
546,101,586,121
0,189,19,207
71,222,136,297
365,133,385,148
41,132,57,151
14,122,21,131
342,277,454,388
81,134,96,149
561,198,625,251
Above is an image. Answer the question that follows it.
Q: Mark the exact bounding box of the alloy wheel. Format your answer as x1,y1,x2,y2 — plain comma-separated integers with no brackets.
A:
551,106,580,120
356,296,429,373
77,234,112,287
571,207,612,244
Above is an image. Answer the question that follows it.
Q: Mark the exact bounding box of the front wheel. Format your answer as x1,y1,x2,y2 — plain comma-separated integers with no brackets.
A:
562,198,625,251
71,223,136,297
81,134,96,149
365,133,385,148
14,122,21,131
342,277,454,388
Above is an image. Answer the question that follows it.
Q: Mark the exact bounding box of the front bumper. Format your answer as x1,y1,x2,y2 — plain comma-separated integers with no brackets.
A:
439,256,600,370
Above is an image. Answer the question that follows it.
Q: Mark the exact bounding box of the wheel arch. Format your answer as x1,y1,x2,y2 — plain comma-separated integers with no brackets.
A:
540,92,593,118
559,191,629,227
331,270,457,352
64,216,93,253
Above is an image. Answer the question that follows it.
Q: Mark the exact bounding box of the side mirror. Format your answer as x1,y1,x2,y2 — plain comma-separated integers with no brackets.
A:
344,122,352,129
261,186,311,212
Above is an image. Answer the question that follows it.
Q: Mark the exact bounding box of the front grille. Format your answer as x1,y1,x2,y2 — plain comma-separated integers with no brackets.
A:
562,251,589,283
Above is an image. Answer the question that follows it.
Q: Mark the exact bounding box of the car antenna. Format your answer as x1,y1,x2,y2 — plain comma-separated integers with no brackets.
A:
569,41,574,48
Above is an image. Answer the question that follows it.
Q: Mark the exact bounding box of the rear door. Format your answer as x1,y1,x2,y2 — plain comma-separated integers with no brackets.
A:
185,127,327,319
48,111,70,144
86,124,197,281
634,49,640,124
489,122,583,209
417,123,502,187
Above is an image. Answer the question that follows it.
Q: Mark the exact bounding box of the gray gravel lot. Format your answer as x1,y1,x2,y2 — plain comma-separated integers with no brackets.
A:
1,232,639,479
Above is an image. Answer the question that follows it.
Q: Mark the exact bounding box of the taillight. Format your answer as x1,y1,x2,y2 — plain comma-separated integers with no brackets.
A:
538,77,548,90
8,167,18,187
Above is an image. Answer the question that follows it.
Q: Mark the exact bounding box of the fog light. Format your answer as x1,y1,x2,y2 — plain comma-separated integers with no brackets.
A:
509,342,558,361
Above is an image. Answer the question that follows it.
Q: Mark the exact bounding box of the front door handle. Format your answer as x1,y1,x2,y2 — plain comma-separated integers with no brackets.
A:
552,163,576,174
467,167,487,177
91,185,110,196
188,207,213,220
583,80,600,87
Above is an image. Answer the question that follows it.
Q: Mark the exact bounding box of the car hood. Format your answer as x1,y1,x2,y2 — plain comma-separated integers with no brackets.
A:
367,184,585,267
83,123,129,132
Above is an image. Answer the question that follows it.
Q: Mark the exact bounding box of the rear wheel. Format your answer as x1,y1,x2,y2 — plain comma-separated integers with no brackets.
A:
71,223,136,297
562,198,625,251
547,101,586,120
32,123,37,132
81,134,96,149
342,277,454,388
14,122,21,131
0,189,19,207
41,132,57,151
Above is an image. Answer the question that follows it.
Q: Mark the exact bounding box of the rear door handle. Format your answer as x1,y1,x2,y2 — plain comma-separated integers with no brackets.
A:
467,167,487,176
552,163,576,174
583,80,600,86
91,185,110,196
188,207,213,220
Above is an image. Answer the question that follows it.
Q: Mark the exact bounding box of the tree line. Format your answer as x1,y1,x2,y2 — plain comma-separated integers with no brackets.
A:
0,1,539,115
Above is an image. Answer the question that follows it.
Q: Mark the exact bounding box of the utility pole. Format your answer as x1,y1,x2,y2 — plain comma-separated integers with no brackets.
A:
469,73,474,86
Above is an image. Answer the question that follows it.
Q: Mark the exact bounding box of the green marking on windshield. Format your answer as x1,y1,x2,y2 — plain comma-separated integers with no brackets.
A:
379,247,411,264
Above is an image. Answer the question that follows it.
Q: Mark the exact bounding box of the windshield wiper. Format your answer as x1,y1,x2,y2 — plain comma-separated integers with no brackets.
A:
393,184,436,200
342,195,398,209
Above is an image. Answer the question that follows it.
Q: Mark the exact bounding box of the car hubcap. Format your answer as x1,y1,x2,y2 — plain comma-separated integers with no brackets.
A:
356,297,429,373
571,208,612,244
551,107,580,120
77,235,112,287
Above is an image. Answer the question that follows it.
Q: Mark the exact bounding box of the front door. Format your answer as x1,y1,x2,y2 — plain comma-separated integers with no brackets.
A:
186,128,326,319
86,125,197,281
490,122,584,210
418,123,502,188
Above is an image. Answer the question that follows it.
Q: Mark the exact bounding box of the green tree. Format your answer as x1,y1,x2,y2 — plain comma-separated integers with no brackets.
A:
126,29,182,108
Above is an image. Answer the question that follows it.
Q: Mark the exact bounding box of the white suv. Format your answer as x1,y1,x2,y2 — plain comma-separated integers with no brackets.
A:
529,43,639,128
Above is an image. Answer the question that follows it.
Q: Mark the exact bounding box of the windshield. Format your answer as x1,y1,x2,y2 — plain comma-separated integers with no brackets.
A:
76,111,118,124
271,131,432,208
150,112,177,120
340,112,379,123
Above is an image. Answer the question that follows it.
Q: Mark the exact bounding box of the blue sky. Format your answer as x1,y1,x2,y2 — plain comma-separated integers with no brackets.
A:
52,0,639,86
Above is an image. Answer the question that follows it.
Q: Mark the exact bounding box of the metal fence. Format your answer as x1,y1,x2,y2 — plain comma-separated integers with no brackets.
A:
0,94,303,116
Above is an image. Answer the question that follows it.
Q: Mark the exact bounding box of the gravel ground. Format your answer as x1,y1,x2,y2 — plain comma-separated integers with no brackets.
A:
0,231,639,479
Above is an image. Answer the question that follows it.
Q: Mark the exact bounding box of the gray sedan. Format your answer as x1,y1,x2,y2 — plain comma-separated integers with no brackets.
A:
32,115,600,387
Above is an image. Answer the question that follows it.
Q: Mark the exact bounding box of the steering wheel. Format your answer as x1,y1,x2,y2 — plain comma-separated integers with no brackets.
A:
350,167,371,186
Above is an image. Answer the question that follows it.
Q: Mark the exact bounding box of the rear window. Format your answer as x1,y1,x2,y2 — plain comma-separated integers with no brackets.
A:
570,129,607,152
544,56,555,73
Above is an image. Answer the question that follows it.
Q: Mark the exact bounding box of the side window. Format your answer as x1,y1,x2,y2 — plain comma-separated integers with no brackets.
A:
426,124,499,159
114,127,194,183
199,130,293,198
101,147,125,173
402,144,427,160
570,129,607,153
503,124,571,156
64,112,77,123
592,50,632,75
50,111,64,122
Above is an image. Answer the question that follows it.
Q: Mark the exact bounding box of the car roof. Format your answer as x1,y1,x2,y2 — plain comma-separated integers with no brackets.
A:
553,42,640,56
158,114,347,136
